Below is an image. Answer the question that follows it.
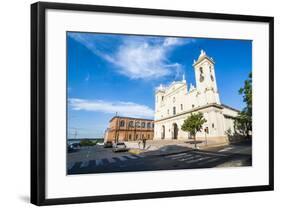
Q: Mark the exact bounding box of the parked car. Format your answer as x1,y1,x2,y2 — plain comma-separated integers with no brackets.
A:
67,142,81,152
96,142,104,146
112,142,128,152
103,141,113,148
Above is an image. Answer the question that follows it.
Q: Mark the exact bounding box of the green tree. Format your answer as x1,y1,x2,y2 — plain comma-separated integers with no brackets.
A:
234,72,252,139
181,112,206,149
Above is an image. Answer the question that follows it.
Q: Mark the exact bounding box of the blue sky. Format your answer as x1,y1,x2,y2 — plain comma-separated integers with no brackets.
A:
67,32,252,138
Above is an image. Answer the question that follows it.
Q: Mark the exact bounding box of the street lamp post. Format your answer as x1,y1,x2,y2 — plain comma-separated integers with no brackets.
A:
114,112,119,143
204,127,208,145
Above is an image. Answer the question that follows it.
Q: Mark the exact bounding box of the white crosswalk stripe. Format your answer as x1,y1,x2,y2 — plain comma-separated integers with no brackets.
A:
197,157,220,166
178,154,196,161
67,162,75,170
196,151,227,157
126,155,138,159
165,152,219,166
69,154,145,169
165,153,189,159
219,147,233,152
118,156,127,161
95,159,103,166
80,161,89,168
133,155,144,158
107,158,116,163
186,156,211,164
184,155,203,164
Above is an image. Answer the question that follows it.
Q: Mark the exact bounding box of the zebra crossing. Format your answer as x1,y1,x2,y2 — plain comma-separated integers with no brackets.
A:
68,154,144,171
164,151,228,167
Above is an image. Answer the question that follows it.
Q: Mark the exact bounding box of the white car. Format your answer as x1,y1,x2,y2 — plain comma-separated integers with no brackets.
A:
112,142,128,152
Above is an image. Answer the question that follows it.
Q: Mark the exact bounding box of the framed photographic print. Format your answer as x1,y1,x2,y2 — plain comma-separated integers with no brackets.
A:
31,2,274,206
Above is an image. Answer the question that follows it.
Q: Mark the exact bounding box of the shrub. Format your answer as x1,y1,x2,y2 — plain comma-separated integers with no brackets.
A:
79,139,97,146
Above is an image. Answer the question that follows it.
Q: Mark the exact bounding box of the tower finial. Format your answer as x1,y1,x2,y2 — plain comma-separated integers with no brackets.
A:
200,49,206,57
158,84,164,91
182,73,186,83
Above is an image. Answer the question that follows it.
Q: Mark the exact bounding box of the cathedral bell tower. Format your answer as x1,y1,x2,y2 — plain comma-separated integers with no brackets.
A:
155,84,165,120
193,50,220,105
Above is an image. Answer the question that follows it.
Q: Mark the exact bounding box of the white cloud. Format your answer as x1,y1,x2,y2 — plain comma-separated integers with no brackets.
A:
69,33,195,80
68,33,115,63
163,37,184,47
69,98,154,118
110,39,183,80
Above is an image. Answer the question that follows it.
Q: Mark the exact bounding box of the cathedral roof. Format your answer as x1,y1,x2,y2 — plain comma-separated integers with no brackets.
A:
156,74,186,93
221,104,240,112
156,80,186,94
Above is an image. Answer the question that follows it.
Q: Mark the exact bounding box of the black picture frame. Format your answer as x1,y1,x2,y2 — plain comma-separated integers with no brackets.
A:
31,1,274,206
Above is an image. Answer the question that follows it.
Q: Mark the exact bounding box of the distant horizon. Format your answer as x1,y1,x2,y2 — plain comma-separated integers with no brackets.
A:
67,32,252,138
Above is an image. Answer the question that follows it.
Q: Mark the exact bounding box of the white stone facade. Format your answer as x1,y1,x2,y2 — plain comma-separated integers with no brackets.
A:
154,50,239,143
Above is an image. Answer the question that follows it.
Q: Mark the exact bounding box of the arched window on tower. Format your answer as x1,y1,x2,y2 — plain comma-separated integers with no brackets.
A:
200,67,203,74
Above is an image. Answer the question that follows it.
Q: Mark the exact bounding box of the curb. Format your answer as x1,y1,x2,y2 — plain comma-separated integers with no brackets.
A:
199,143,229,150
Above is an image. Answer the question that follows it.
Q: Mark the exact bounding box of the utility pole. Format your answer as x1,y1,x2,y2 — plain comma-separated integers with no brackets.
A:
134,119,136,141
204,127,208,145
114,112,118,143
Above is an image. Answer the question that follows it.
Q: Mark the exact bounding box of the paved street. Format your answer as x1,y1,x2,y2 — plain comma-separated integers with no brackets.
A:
67,143,251,175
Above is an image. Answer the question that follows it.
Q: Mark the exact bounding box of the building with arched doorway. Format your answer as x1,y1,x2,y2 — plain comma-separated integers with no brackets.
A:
154,50,239,144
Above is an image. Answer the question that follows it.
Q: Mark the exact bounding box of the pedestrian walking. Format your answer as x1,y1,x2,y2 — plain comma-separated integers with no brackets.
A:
142,138,146,150
138,140,141,149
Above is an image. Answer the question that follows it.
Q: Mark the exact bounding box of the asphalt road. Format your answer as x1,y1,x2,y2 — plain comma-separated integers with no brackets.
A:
68,145,132,162
67,144,252,175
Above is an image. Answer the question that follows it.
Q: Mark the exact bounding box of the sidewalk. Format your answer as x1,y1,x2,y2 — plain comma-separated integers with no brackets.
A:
126,139,229,157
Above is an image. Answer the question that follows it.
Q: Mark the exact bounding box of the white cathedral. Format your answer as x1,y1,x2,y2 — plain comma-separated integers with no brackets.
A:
154,50,239,144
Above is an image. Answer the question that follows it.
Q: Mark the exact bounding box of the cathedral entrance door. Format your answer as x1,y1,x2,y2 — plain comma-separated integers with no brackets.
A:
172,123,178,139
161,125,165,139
